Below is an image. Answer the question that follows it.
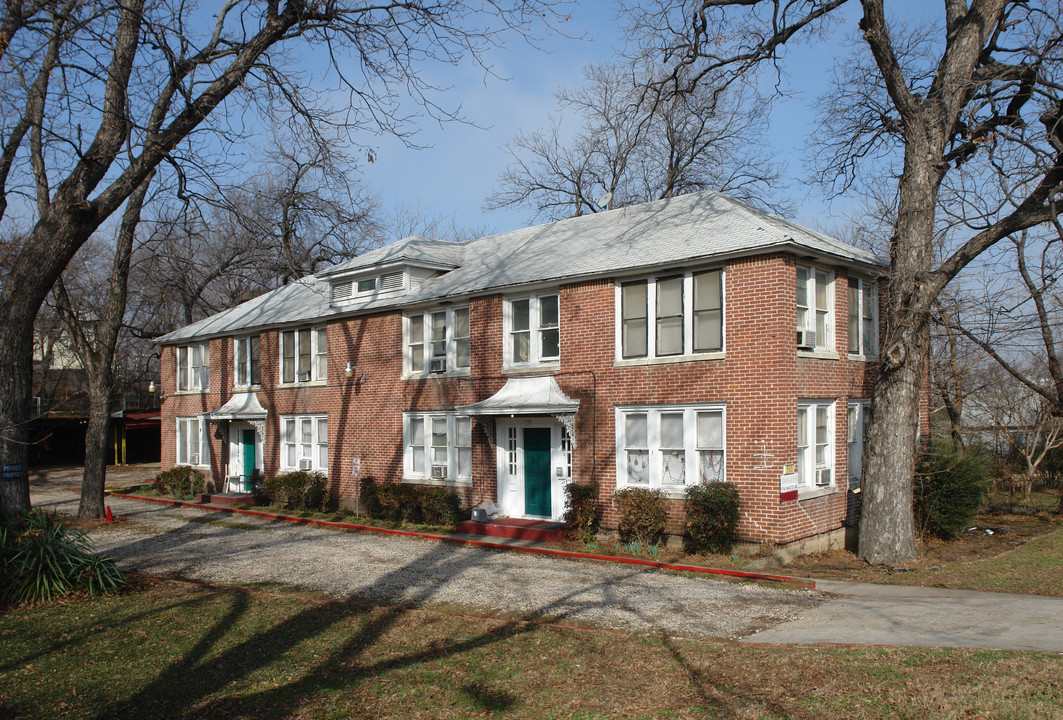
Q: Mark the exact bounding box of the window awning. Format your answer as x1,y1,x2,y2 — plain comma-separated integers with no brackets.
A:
209,392,267,420
456,376,579,416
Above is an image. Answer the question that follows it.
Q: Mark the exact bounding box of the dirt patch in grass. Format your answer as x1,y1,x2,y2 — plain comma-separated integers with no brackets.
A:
785,512,1063,594
1,580,1061,720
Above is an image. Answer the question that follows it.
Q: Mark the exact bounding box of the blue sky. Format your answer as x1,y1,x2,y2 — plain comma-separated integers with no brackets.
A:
345,1,897,240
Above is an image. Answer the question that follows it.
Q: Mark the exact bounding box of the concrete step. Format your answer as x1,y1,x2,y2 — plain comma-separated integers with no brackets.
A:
457,517,566,543
196,492,266,507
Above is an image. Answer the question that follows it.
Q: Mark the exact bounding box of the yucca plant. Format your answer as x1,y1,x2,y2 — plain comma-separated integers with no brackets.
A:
0,509,127,605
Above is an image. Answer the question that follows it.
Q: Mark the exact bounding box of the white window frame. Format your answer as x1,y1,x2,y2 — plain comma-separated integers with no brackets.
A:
402,413,473,483
279,326,327,384
233,335,261,388
847,400,870,488
175,343,210,393
280,414,328,473
796,265,834,353
615,404,726,491
615,269,724,362
176,416,210,467
503,293,560,368
404,307,471,377
797,399,835,490
847,276,879,357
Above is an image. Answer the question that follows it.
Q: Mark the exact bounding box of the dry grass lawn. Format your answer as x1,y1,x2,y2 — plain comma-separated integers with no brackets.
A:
1,580,1061,720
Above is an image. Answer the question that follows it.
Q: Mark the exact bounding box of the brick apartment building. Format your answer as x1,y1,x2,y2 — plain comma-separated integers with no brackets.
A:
157,191,908,552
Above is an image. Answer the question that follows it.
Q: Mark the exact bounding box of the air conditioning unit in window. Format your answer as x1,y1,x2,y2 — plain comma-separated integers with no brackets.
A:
796,328,817,349
299,458,312,471
298,371,311,382
189,454,200,466
431,464,448,479
428,357,446,374
816,467,832,486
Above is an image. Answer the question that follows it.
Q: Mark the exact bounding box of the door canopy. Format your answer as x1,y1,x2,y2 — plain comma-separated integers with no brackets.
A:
209,392,267,420
456,376,579,416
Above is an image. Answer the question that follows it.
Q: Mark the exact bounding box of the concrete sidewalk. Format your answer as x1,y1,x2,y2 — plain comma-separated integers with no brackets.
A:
747,579,1063,652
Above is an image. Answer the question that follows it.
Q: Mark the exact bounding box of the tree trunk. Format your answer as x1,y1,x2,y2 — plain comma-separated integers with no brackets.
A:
79,373,113,519
858,332,925,563
0,323,33,515
858,128,939,564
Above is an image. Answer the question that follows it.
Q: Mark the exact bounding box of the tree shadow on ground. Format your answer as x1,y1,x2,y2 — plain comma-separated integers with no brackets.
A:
87,535,677,720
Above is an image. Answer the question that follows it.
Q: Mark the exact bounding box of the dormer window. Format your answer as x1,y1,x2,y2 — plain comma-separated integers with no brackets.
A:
331,270,407,305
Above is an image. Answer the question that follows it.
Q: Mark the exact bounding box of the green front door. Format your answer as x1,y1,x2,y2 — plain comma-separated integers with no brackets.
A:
241,429,256,490
524,427,552,517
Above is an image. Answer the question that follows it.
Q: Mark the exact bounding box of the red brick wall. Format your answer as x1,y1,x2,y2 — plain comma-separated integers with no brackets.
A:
160,252,896,546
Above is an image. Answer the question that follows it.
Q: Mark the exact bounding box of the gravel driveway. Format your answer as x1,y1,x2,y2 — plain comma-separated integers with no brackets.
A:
31,468,822,640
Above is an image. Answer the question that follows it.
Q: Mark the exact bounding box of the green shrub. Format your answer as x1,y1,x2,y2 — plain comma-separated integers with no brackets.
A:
375,483,424,523
359,477,381,518
264,471,329,511
684,482,741,554
913,443,990,540
154,466,206,499
562,482,600,544
363,482,463,529
0,509,126,605
613,487,668,547
419,487,462,527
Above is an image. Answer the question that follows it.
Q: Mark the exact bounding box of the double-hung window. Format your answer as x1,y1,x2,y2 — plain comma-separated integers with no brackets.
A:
281,415,328,472
847,276,879,357
234,335,261,387
176,416,210,466
797,400,835,489
796,266,834,352
405,307,471,375
404,413,472,482
280,326,326,383
618,270,723,361
176,343,210,392
505,294,560,367
847,400,870,487
616,405,725,489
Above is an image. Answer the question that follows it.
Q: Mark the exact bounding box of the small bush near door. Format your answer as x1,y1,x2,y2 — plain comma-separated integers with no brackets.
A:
684,482,741,554
361,481,463,530
613,487,667,547
154,466,206,499
563,482,600,544
914,443,990,540
264,471,329,511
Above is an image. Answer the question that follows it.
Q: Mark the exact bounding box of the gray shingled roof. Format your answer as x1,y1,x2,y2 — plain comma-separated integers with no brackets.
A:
157,190,886,344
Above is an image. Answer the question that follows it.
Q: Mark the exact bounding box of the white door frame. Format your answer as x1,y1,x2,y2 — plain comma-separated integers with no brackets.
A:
227,421,262,489
495,417,570,520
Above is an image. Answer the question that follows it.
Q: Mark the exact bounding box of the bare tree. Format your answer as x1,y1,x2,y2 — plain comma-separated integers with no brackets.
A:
53,175,154,518
486,62,786,221
0,0,562,515
133,138,383,334
625,0,1063,563
969,363,1063,504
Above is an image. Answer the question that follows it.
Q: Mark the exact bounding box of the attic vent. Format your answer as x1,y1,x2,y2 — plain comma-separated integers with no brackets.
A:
380,271,404,292
332,280,353,303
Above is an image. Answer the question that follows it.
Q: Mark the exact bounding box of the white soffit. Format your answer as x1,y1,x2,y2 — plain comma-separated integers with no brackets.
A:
457,376,579,415
209,392,268,420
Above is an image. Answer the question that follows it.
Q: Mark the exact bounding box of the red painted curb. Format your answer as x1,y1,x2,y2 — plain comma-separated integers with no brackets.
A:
108,491,816,590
